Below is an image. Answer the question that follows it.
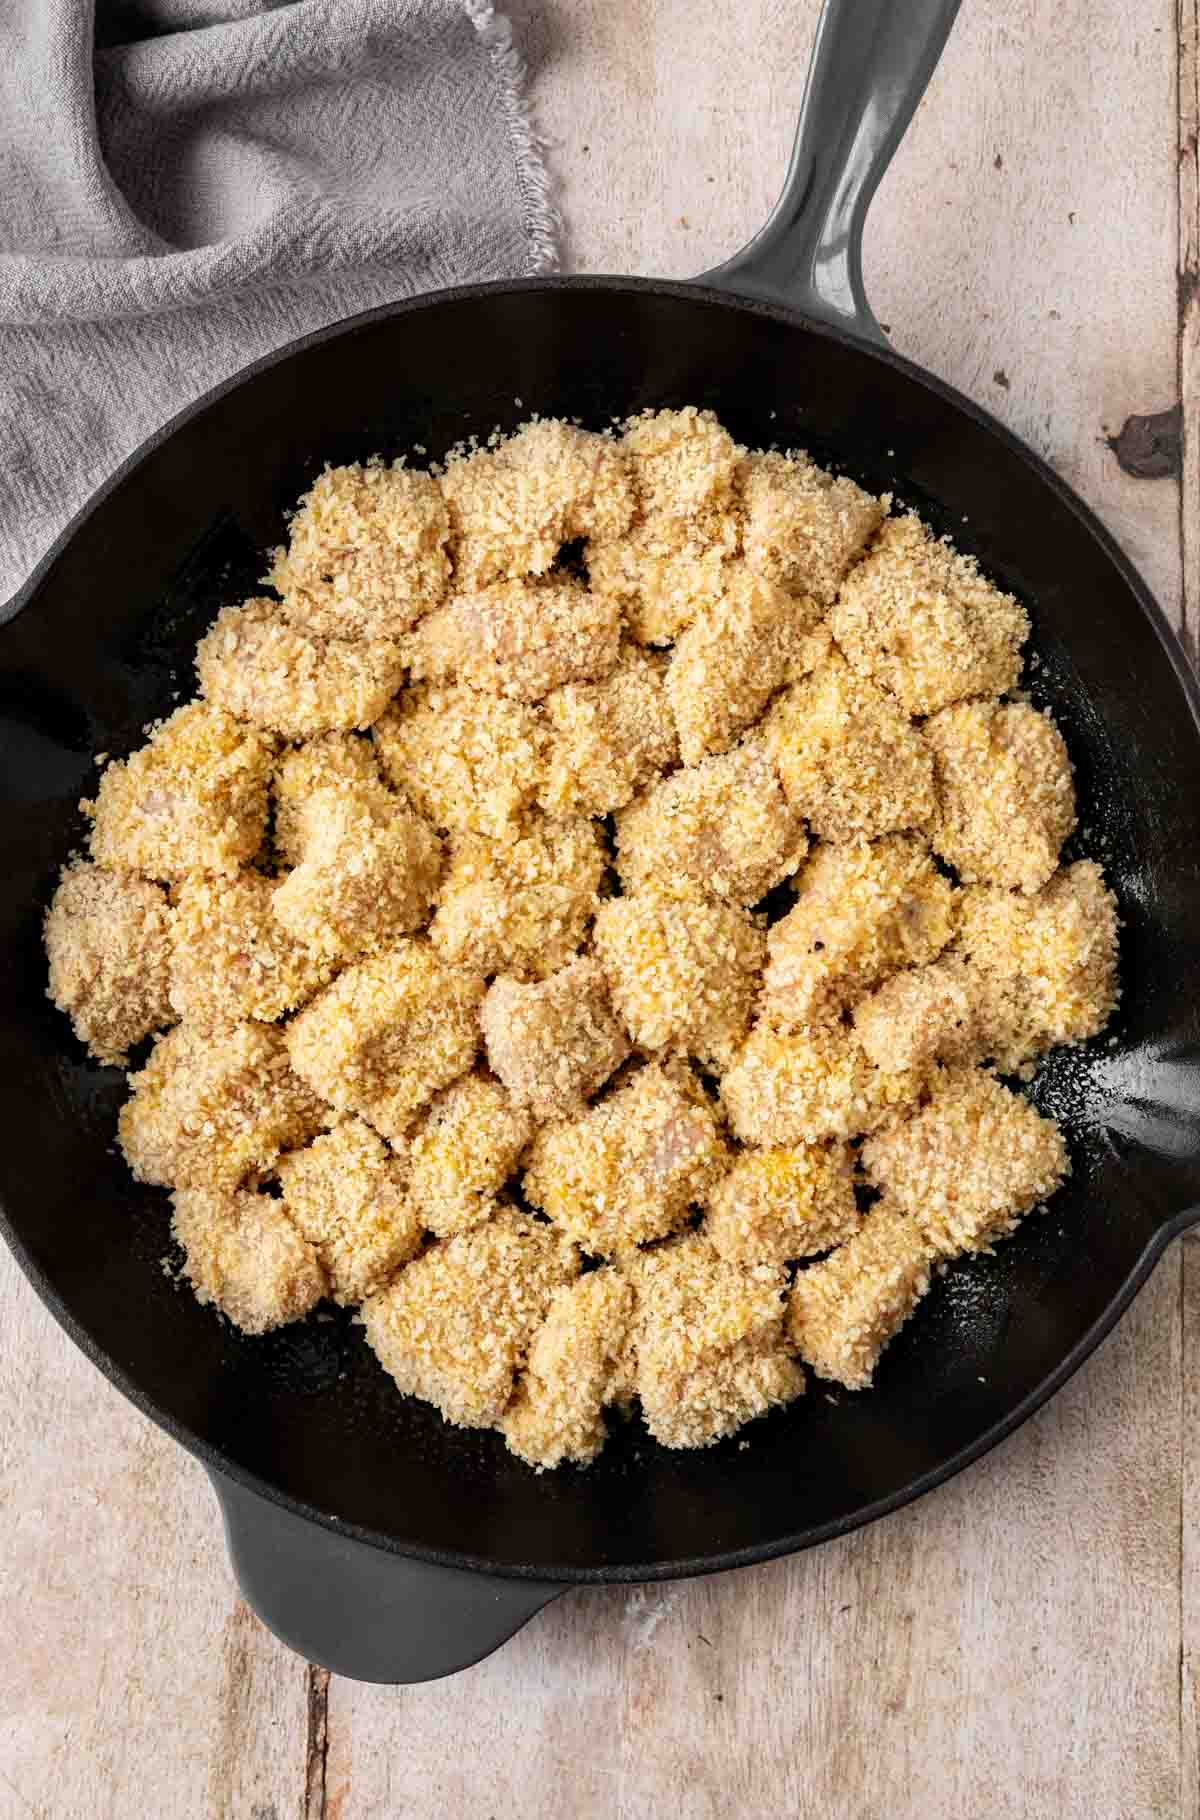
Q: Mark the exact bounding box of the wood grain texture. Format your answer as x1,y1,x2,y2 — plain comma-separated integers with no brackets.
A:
0,1250,309,1820
1,2,1192,1816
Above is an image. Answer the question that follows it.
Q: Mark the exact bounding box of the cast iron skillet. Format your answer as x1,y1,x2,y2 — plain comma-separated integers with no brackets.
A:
3,0,1200,1685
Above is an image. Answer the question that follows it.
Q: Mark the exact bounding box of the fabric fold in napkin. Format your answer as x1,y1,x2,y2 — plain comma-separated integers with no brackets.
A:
0,0,557,612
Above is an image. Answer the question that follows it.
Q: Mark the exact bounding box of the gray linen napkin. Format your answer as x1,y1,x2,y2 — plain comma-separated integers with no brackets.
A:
0,0,557,612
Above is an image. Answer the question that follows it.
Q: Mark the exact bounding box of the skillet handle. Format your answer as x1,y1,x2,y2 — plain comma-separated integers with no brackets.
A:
700,0,963,342
209,1468,564,1685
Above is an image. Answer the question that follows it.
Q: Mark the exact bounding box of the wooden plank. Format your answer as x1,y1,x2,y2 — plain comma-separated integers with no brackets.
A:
1180,0,1200,659
0,1252,310,1820
1184,1234,1199,1820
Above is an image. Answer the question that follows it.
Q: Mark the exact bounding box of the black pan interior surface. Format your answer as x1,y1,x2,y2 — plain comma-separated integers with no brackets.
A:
3,280,1200,1580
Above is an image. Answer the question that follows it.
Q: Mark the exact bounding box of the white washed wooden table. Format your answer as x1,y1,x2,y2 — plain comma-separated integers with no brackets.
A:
3,4,1197,1815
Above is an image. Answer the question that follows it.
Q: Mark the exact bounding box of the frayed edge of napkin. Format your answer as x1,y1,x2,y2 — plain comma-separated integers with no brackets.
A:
464,0,561,274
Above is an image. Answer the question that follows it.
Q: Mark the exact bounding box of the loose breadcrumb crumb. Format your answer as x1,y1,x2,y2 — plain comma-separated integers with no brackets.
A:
408,1072,533,1236
408,575,620,703
926,699,1076,894
90,702,273,879
169,869,329,1026
852,955,981,1074
830,512,1029,713
861,1065,1068,1257
538,644,677,817
787,1198,934,1389
739,450,886,603
273,733,382,866
668,565,826,764
501,1269,634,1469
524,1062,730,1256
954,860,1119,1070
615,735,806,906
626,1233,802,1449
481,959,630,1121
720,1020,923,1146
277,1117,422,1304
704,1140,860,1266
119,1020,325,1188
762,835,956,1028
286,939,484,1140
361,1207,580,1428
372,684,546,841
767,649,934,842
594,885,766,1066
430,819,605,980
268,461,450,640
171,1185,327,1334
271,784,443,962
45,861,173,1065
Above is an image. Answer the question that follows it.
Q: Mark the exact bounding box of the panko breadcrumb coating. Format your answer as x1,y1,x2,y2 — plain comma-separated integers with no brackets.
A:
830,512,1029,714
286,939,483,1141
538,644,678,817
409,575,620,704
430,819,605,981
481,959,630,1121
585,507,737,646
852,955,981,1075
169,869,328,1026
762,835,956,1028
268,461,450,640
955,860,1119,1070
720,1020,923,1146
594,886,766,1066
272,784,443,962
926,699,1076,894
626,1234,803,1449
861,1066,1069,1258
440,423,633,589
704,1141,860,1266
621,407,741,520
361,1207,580,1428
89,702,273,880
524,1062,729,1256
407,1072,532,1236
668,565,826,764
372,684,545,841
119,1020,325,1189
196,597,404,739
787,1198,935,1389
503,419,635,543
45,862,174,1065
276,1117,422,1304
738,450,886,603
501,1269,634,1469
273,733,382,866
171,1186,327,1334
615,735,806,906
49,406,1120,1470
768,649,934,842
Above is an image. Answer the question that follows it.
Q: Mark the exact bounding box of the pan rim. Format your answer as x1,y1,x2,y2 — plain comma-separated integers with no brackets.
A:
3,272,1199,1583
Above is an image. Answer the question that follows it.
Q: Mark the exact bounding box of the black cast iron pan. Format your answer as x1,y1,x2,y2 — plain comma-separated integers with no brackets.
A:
3,0,1200,1684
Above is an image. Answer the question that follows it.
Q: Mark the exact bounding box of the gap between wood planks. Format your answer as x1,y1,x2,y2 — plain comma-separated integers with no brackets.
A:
1180,0,1200,669
304,1666,330,1820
